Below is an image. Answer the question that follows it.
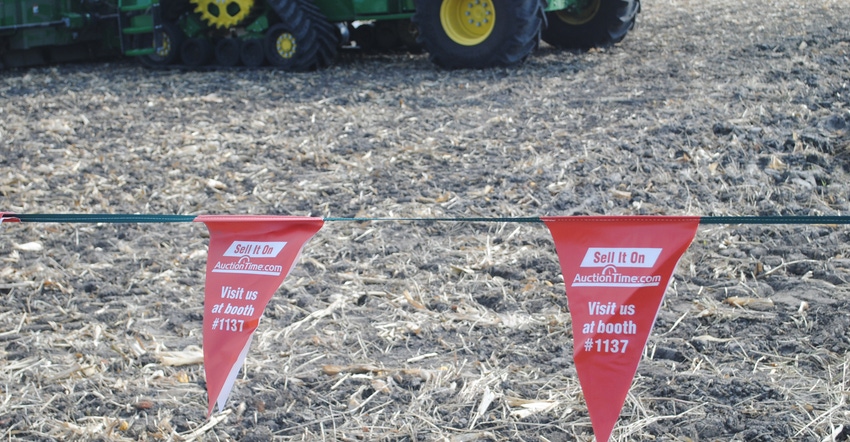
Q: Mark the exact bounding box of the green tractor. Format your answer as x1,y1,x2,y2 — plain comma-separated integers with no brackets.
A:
122,0,640,69
0,0,638,70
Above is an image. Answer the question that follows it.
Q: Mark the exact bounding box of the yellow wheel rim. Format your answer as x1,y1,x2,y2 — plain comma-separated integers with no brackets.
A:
556,0,601,26
440,0,495,46
156,33,172,58
191,0,254,29
275,33,296,59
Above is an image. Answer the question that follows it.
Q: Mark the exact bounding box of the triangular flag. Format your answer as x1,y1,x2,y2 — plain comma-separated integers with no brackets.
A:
542,216,699,442
195,215,324,416
0,213,20,223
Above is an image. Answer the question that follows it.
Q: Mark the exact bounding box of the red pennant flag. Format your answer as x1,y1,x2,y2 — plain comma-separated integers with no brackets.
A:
0,213,20,223
542,216,699,442
195,215,324,416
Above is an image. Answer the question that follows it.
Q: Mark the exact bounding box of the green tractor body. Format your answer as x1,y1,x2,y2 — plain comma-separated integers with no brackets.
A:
1,0,639,70
313,0,415,21
0,0,124,67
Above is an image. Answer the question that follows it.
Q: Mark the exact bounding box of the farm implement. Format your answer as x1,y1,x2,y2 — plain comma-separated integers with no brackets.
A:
1,0,639,70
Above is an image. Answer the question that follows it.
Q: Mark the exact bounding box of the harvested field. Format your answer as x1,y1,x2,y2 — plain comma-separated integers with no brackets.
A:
1,0,849,440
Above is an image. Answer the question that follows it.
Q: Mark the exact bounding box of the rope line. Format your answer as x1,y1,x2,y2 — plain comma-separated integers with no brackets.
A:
698,216,850,225
3,213,850,225
2,214,198,223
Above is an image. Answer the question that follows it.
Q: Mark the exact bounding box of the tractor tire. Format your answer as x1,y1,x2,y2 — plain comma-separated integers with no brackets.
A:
240,39,266,66
265,23,303,70
181,37,214,66
542,0,639,49
411,0,545,69
265,0,338,71
395,19,423,53
215,38,241,66
138,21,184,67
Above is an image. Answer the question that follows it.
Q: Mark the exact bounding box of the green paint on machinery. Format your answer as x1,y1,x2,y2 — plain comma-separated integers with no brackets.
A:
0,0,639,70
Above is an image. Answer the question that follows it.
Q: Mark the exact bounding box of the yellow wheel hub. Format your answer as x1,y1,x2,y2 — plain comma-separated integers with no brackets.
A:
275,33,297,59
156,32,173,58
556,0,601,25
191,0,254,29
440,0,495,46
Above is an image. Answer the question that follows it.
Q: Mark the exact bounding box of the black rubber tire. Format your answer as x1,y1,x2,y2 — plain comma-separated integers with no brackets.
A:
542,0,640,49
215,38,241,66
138,21,184,67
264,0,338,71
265,23,302,70
181,37,213,66
394,19,423,53
240,38,265,66
412,0,545,69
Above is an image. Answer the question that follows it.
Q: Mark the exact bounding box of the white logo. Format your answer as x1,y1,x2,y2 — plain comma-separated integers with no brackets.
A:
573,247,663,287
580,248,661,268
211,241,287,275
223,241,287,258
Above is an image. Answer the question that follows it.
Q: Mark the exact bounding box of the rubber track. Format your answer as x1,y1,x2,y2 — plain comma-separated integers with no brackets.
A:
297,0,339,68
144,0,338,70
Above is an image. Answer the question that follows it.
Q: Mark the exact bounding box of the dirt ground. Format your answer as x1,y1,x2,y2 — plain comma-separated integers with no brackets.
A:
1,0,849,440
